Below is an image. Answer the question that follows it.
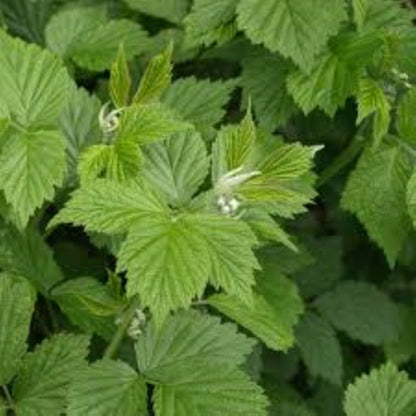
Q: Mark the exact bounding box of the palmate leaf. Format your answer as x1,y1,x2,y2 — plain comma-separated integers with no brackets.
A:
45,7,150,71
0,224,64,295
342,142,412,266
0,273,35,385
242,49,297,131
295,312,343,386
208,267,303,352
13,334,90,416
136,310,268,416
344,363,416,416
315,281,401,345
125,0,189,24
49,179,167,234
162,76,238,131
67,360,147,416
237,0,347,73
143,130,210,206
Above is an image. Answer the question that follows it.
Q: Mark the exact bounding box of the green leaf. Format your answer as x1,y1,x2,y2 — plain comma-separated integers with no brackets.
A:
342,143,412,266
136,310,255,381
397,87,416,145
78,145,112,186
45,8,150,71
356,78,391,146
67,359,147,416
110,44,132,108
143,130,210,206
0,225,64,295
49,179,167,234
407,170,416,227
344,362,416,416
184,0,238,47
237,0,347,72
125,0,189,24
162,76,238,131
315,281,401,345
154,366,268,416
353,0,370,31
0,30,70,129
136,310,267,416
52,277,119,339
295,312,343,385
0,397,6,416
0,129,66,227
13,334,90,416
60,85,102,185
0,273,35,385
208,269,303,352
242,49,297,130
117,103,192,145
133,43,173,105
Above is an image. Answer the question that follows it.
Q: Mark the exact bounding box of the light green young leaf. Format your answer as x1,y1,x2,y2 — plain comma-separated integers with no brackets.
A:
0,129,66,227
52,277,119,340
295,312,343,386
0,273,35,385
13,334,90,416
154,366,268,416
0,30,71,128
133,43,173,105
143,130,210,206
67,360,147,416
242,49,297,130
237,0,347,73
117,214,210,321
49,179,167,234
342,143,412,266
287,32,382,116
162,76,238,131
0,225,64,295
315,281,401,345
136,310,255,381
110,44,132,108
45,8,150,71
344,363,416,416
60,85,102,185
353,0,370,31
184,0,238,47
78,145,112,186
356,78,390,146
117,103,192,145
125,0,189,24
208,269,303,352
397,87,416,145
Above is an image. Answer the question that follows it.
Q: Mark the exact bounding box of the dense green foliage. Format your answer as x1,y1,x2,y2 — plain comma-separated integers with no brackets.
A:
0,0,416,415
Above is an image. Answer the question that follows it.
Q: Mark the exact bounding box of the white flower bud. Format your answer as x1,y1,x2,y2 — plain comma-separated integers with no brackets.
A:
221,205,232,215
217,195,227,208
228,198,240,212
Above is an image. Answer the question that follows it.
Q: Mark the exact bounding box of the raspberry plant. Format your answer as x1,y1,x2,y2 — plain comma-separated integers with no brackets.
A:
0,0,415,415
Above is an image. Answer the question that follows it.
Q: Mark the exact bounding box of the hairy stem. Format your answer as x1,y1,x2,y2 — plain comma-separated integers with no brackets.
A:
103,296,140,359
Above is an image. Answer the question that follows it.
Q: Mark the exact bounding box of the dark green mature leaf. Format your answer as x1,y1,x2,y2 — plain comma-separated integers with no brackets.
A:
0,273,35,385
295,312,343,385
162,76,238,131
315,281,401,345
344,363,416,416
242,49,297,130
237,0,347,72
0,225,64,295
342,143,412,266
136,310,255,380
67,360,147,416
125,0,189,24
397,87,416,145
13,334,90,416
143,131,210,206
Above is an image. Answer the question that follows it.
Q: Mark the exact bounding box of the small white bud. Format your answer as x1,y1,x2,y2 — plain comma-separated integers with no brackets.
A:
399,72,409,81
217,195,227,208
228,198,240,212
405,82,412,89
221,205,232,215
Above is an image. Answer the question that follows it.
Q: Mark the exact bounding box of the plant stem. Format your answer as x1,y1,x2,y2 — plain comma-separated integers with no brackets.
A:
103,296,140,359
2,384,14,410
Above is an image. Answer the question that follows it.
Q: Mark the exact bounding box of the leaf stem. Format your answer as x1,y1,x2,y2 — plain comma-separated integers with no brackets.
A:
2,385,14,410
103,296,140,359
